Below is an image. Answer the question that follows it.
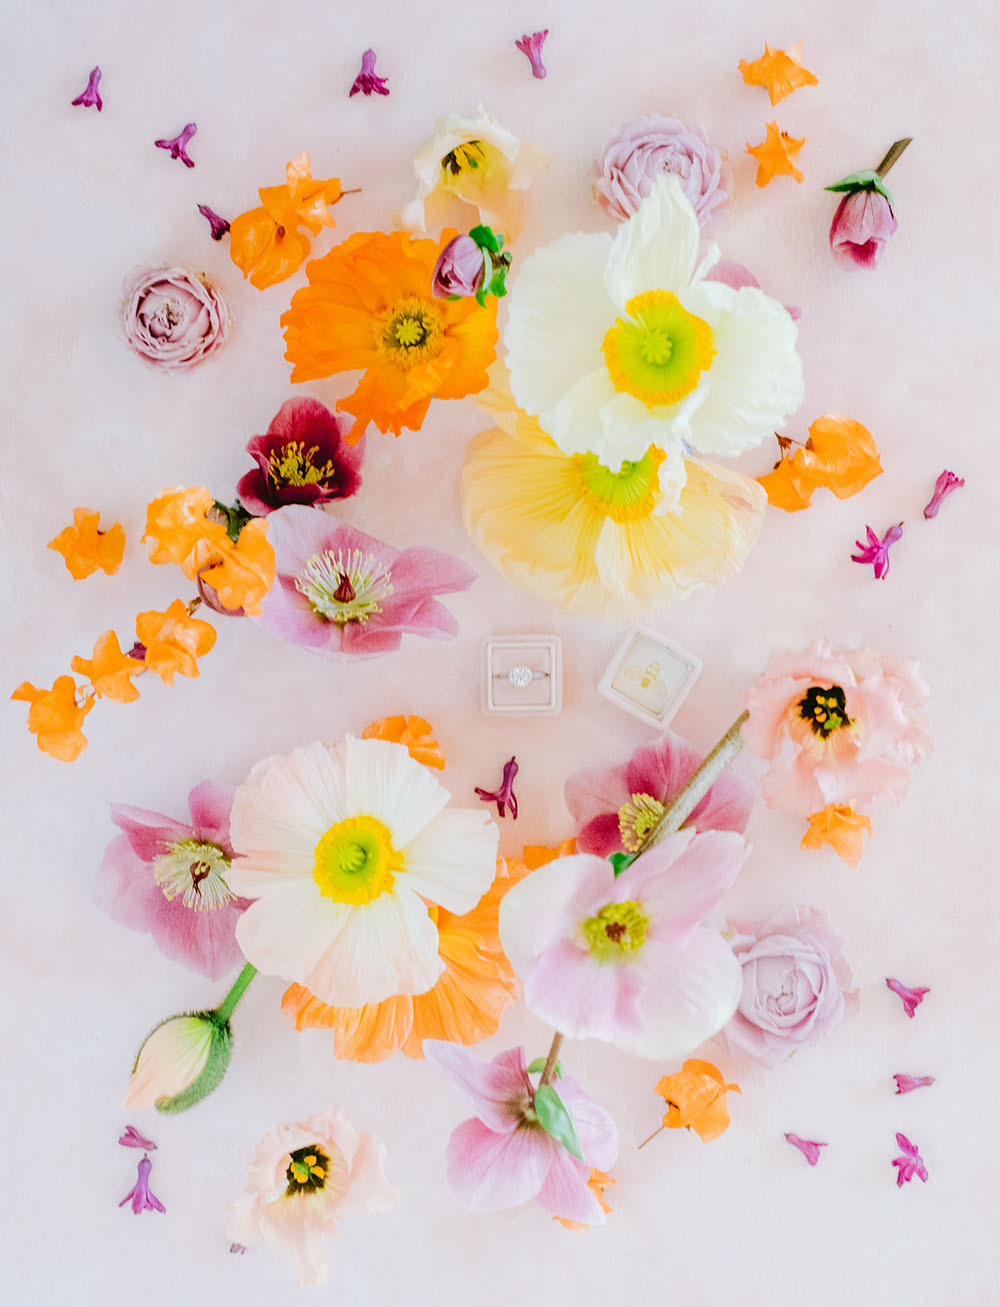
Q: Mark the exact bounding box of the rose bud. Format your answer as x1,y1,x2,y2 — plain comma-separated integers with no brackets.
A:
829,189,897,270
432,234,487,299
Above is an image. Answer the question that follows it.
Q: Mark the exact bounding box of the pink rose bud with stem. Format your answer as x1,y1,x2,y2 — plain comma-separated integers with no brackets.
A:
827,138,911,270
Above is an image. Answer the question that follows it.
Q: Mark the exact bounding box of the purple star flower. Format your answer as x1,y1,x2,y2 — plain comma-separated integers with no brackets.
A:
197,204,230,240
923,469,964,519
349,49,389,97
851,522,903,579
475,756,519,820
886,977,930,1018
71,66,103,110
119,1155,166,1214
155,122,197,167
118,1125,157,1150
891,1133,928,1187
515,30,549,79
893,1074,935,1095
784,1133,827,1166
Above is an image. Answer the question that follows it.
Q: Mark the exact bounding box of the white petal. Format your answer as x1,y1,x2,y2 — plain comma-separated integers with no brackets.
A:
603,176,701,309
498,853,611,977
504,231,615,419
343,736,450,848
397,808,499,914
622,932,744,1060
541,367,624,462
235,880,348,982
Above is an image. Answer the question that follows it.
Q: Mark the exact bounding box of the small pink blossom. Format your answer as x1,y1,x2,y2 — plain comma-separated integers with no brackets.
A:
71,66,103,110
475,757,519,820
119,1155,165,1214
516,30,549,79
785,1133,827,1166
349,49,389,97
851,523,903,579
595,115,730,226
830,190,898,270
197,204,230,240
118,1125,157,1150
229,1243,246,1254
893,1074,935,1095
923,470,964,519
432,234,487,299
892,1133,928,1186
424,1041,618,1220
886,978,930,1018
155,122,197,167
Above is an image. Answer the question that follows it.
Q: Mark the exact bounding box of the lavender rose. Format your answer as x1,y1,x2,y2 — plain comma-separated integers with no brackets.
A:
432,234,487,299
595,115,730,227
724,906,858,1066
122,265,231,371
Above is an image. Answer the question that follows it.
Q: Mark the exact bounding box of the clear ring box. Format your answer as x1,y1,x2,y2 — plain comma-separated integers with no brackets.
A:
484,635,563,714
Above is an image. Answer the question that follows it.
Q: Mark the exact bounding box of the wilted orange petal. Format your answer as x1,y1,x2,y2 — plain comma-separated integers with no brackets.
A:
802,804,872,867
135,599,216,684
746,121,806,187
654,1059,740,1141
521,840,577,870
739,42,819,105
71,630,144,703
48,508,126,579
758,458,815,511
362,715,446,769
229,206,311,290
799,415,883,500
143,486,226,576
11,675,93,761
197,518,276,616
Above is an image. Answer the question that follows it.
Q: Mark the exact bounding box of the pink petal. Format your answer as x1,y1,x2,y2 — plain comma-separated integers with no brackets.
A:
380,546,478,604
444,1118,551,1211
537,1149,606,1224
94,834,160,931
556,1077,619,1170
628,931,744,1060
424,1042,528,1133
109,804,191,862
119,1126,157,1150
187,780,235,849
524,937,645,1041
619,830,746,944
785,1133,826,1165
144,893,249,980
893,1074,935,1094
886,978,930,1018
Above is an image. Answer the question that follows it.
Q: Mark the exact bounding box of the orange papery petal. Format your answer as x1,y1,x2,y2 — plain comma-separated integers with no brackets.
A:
71,630,144,703
48,508,125,579
739,42,819,105
362,715,446,769
746,121,806,186
801,804,872,866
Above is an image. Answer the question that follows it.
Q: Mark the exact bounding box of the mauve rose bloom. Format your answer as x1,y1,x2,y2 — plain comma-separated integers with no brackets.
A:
432,234,487,299
595,115,730,226
122,265,231,371
829,190,897,270
724,906,858,1066
237,398,363,515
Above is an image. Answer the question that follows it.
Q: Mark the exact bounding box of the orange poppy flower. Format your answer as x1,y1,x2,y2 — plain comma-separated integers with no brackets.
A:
758,415,882,512
746,122,806,187
554,1170,615,1232
801,804,872,867
652,1059,740,1142
135,599,216,684
48,508,125,579
361,715,446,769
11,675,93,761
739,42,818,105
71,630,145,703
281,228,499,442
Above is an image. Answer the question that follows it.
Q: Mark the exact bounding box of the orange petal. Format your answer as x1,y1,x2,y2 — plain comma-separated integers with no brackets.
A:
362,715,446,769
48,508,125,579
757,457,816,511
143,486,226,576
71,630,144,703
11,675,93,761
746,121,806,187
229,206,311,289
739,42,819,105
759,417,882,511
135,599,216,684
654,1059,740,1141
197,518,276,616
802,804,872,867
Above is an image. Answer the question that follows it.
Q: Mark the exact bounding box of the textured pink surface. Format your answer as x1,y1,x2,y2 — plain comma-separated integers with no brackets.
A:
1,1,997,1303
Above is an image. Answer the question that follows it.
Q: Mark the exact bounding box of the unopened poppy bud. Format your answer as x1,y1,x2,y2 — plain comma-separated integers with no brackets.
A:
124,1012,232,1114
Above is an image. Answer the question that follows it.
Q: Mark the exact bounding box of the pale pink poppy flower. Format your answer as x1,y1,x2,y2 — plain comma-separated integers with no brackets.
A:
743,640,932,817
227,1106,398,1285
424,1041,618,1222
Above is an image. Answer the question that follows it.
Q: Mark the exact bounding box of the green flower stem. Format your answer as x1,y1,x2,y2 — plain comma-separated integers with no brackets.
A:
538,1032,564,1089
213,963,257,1025
875,138,912,177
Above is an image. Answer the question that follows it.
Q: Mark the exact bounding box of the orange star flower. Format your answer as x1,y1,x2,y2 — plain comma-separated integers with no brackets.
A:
135,600,216,684
11,675,93,761
652,1060,740,1142
758,415,883,511
48,508,125,579
71,630,145,703
554,1170,615,1232
801,804,873,867
361,715,446,769
739,42,818,105
281,228,499,442
747,122,806,187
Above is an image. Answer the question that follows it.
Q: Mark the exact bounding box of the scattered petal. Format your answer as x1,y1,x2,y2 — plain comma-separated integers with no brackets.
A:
230,154,346,289
653,1060,740,1142
785,1133,827,1166
350,48,390,96
739,42,818,104
71,630,145,703
119,1126,157,1150
516,30,549,79
757,416,882,512
891,1133,929,1186
119,1155,166,1214
554,1169,615,1231
923,470,964,519
851,523,903,579
155,122,197,167
197,204,231,240
362,715,446,769
48,507,125,579
746,122,806,186
886,978,930,1018
475,757,519,820
11,676,93,761
71,66,103,110
801,804,872,867
229,1244,246,1254
134,599,216,684
893,1074,935,1095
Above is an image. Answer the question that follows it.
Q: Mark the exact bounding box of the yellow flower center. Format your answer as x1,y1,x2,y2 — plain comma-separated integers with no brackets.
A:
153,838,236,911
572,447,665,523
602,290,714,408
617,793,667,853
312,816,402,904
582,900,649,963
377,296,445,372
268,442,338,488
441,140,488,177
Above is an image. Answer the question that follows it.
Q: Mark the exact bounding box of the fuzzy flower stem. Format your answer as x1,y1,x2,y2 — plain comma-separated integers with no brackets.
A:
213,963,257,1025
538,1032,563,1089
875,138,912,177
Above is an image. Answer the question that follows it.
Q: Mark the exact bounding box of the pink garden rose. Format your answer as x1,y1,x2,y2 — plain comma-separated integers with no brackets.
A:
122,265,231,371
829,190,897,270
724,906,858,1067
595,115,730,226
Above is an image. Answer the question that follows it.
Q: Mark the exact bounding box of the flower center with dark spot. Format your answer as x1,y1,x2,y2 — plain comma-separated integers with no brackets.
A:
285,1145,330,1195
582,900,649,962
153,838,235,911
295,548,393,624
441,140,486,176
797,685,851,737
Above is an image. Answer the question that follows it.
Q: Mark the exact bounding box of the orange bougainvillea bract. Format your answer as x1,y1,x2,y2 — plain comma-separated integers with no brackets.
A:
361,715,446,769
747,122,806,187
758,415,883,512
71,630,145,703
739,42,819,105
801,804,873,867
11,676,93,761
48,508,125,579
281,229,498,442
554,1170,615,1232
135,600,217,684
654,1060,741,1142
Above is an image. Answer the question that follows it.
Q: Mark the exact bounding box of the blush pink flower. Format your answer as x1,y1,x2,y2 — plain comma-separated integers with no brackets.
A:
119,1155,165,1214
227,1106,399,1285
515,30,549,79
94,781,251,980
851,523,903,579
424,1042,618,1221
829,190,897,270
594,115,730,226
785,1133,826,1165
122,266,231,372
499,830,746,1060
724,906,858,1067
743,640,932,817
71,66,103,110
254,505,476,660
893,1074,935,1094
923,469,964,519
565,729,755,859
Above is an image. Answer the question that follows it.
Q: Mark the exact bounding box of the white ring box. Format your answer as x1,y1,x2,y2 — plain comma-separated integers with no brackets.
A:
597,626,702,728
484,635,562,714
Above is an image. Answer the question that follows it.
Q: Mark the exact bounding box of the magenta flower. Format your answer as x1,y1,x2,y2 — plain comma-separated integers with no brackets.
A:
475,757,519,819
155,122,197,167
923,470,964,519
851,523,903,579
94,780,251,980
594,115,730,226
886,977,930,1018
893,1074,935,1095
119,1125,157,1150
829,191,897,270
237,398,363,516
566,729,755,859
197,204,231,241
432,235,487,299
71,66,103,110
424,1041,618,1221
515,30,549,79
892,1133,928,1186
349,49,389,97
254,505,476,661
119,1156,165,1214
785,1134,827,1166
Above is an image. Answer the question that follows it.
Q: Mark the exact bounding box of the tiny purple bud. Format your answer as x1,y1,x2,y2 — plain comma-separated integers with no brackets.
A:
474,756,519,820
923,469,964,519
515,30,549,79
229,1243,247,1255
349,49,390,97
784,1133,827,1166
886,978,930,1018
851,522,903,579
155,122,197,168
893,1074,935,1095
118,1125,157,1150
197,204,231,241
432,235,487,299
71,66,103,111
118,1155,166,1214
126,642,146,661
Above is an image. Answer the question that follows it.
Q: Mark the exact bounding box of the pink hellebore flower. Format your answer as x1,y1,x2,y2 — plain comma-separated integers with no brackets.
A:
95,780,251,980
119,1156,165,1214
892,1133,928,1186
71,66,103,110
424,1042,618,1222
155,122,197,167
349,49,389,97
566,728,755,859
785,1134,827,1166
923,469,964,519
851,523,903,579
499,830,746,1060
830,190,897,270
886,977,930,1018
254,505,476,660
893,1074,935,1094
515,30,549,79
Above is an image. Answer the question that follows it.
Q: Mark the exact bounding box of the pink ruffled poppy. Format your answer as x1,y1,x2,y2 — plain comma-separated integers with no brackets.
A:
253,505,476,659
424,1041,618,1222
566,729,755,859
95,782,251,980
743,640,932,817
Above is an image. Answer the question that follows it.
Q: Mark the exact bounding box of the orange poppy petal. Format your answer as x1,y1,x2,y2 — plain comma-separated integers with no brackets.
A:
48,508,125,579
197,518,276,616
143,486,225,575
362,715,445,769
654,1060,740,1141
71,630,144,703
230,207,311,290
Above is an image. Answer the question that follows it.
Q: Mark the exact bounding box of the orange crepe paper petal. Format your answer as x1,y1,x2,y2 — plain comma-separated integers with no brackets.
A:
362,715,446,769
12,675,93,761
229,207,311,290
135,599,216,684
801,804,872,867
71,630,144,703
196,518,276,616
739,42,819,105
522,840,577,870
554,1170,616,1231
759,416,882,511
746,122,806,187
143,486,226,575
654,1059,740,1142
48,508,125,579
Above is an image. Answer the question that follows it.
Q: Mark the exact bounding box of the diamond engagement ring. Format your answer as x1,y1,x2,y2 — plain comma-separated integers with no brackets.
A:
493,663,550,689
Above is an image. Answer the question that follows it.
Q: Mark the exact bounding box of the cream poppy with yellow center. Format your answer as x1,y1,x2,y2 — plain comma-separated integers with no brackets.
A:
602,291,715,407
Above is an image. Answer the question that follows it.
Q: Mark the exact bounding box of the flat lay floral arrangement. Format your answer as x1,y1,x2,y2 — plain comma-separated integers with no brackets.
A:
15,33,965,1289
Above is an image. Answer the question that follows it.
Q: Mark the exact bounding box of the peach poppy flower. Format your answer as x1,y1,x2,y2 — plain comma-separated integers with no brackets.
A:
653,1059,740,1141
11,675,93,761
71,630,145,703
801,803,872,867
360,715,445,770
48,507,125,579
281,229,498,441
135,600,216,683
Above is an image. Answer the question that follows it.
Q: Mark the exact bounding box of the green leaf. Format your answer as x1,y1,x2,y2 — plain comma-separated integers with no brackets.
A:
535,1084,584,1160
825,169,894,203
526,1057,563,1078
469,223,502,254
609,851,634,878
486,265,509,300
213,499,253,544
